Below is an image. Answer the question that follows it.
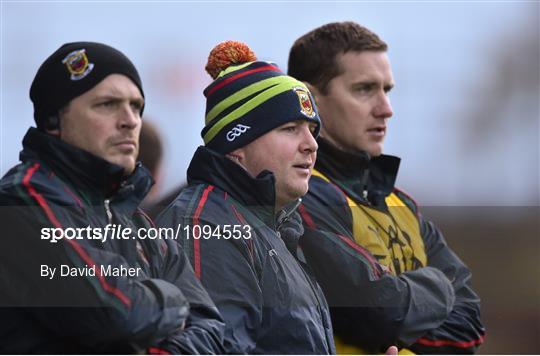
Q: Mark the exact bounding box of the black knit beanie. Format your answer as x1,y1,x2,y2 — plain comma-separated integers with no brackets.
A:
30,41,144,130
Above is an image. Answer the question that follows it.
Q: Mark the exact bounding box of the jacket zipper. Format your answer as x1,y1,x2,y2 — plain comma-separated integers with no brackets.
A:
275,198,302,230
104,199,113,224
297,259,333,352
275,198,333,352
360,169,370,201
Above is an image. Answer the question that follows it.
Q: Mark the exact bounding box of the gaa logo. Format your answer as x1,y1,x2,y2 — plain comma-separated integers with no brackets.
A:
226,124,251,142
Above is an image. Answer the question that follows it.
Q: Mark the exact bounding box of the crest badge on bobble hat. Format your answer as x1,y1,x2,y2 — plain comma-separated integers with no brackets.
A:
294,87,316,119
62,49,94,80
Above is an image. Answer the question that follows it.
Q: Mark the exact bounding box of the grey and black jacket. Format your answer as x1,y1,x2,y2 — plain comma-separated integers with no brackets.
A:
299,138,485,354
0,128,224,354
157,146,335,354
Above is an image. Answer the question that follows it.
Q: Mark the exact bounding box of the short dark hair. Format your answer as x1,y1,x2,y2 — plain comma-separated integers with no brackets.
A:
288,21,387,94
138,120,163,176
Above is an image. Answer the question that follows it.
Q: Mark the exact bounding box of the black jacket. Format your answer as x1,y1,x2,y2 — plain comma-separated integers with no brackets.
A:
157,146,335,354
299,138,485,354
0,128,224,354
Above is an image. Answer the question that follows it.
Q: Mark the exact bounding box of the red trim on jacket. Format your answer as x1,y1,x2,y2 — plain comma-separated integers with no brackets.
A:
23,163,63,228
416,334,485,348
134,208,156,228
147,347,172,355
393,187,420,216
63,185,84,209
299,193,381,279
298,204,316,230
335,233,382,279
192,185,214,279
22,162,132,308
231,204,254,261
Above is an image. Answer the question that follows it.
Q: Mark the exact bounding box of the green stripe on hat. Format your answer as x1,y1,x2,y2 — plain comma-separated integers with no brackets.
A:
216,62,255,78
203,78,307,143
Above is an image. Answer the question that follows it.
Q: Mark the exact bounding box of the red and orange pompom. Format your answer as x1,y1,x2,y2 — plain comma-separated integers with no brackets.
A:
205,40,257,79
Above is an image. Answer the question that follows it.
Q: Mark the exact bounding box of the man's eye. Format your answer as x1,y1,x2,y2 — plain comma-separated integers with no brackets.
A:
99,101,116,108
131,102,143,112
283,126,296,132
355,85,373,93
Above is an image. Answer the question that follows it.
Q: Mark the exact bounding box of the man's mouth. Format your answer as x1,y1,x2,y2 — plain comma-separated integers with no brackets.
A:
293,163,312,174
114,140,137,150
367,126,386,137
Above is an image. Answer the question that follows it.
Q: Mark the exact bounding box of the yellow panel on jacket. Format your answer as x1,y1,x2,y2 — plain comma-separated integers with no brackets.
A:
335,336,415,355
311,169,427,354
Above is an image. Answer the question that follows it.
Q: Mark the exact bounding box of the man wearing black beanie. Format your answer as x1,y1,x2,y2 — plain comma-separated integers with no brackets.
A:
0,42,224,354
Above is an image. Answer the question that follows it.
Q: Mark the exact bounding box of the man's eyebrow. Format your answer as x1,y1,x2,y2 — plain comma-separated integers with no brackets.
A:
350,80,377,88
93,94,122,101
351,80,394,90
93,94,143,103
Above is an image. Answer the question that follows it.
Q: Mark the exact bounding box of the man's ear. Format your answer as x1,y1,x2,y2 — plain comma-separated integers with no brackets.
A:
46,129,61,137
45,107,67,137
44,116,60,137
226,148,245,163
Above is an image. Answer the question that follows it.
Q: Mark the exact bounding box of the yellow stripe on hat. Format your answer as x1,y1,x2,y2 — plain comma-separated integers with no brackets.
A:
216,62,255,78
203,78,307,144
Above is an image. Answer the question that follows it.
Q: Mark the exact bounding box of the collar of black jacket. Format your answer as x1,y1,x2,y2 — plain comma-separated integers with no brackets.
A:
20,127,153,205
187,146,279,226
314,137,401,207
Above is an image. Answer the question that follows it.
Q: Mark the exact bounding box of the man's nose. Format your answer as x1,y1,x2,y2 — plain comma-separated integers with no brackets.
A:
373,93,393,119
118,103,140,129
300,125,318,153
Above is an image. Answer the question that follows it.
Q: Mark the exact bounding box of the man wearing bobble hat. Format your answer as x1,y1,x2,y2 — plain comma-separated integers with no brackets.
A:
0,42,224,354
157,41,335,354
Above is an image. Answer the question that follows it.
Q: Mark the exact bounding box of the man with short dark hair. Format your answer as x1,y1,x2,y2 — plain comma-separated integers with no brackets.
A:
0,42,224,354
138,119,165,207
289,21,485,354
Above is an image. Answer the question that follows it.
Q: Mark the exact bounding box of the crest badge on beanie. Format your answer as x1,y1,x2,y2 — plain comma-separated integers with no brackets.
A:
62,49,94,80
201,40,321,154
30,42,144,130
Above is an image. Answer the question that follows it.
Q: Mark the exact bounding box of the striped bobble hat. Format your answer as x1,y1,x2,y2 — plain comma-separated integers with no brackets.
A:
202,40,320,154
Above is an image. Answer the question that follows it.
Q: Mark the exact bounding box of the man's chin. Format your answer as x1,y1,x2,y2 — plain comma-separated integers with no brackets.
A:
292,184,309,200
366,144,384,157
107,156,136,175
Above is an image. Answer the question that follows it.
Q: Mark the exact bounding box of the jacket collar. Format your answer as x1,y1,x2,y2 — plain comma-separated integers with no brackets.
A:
20,127,152,206
187,146,278,226
314,137,401,206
